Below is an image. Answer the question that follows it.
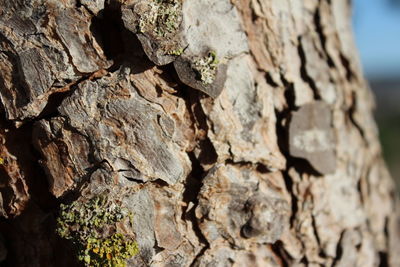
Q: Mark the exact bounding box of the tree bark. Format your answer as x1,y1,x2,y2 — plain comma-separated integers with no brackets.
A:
0,0,399,266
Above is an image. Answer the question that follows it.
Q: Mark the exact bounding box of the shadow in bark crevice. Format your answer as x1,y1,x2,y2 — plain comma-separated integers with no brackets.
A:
0,115,79,266
271,241,291,267
313,5,335,68
347,91,366,141
331,230,345,266
279,73,297,111
180,151,210,263
90,1,154,74
297,36,321,101
179,90,217,254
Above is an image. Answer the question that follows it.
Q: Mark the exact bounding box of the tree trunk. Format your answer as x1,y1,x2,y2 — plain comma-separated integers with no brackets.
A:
0,0,399,266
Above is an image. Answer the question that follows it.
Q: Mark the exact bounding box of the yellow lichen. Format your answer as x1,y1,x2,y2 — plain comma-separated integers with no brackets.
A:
56,195,139,267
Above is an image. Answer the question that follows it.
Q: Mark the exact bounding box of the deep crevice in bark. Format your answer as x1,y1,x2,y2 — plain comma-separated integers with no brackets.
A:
90,1,153,74
184,88,218,166
265,72,279,88
182,152,205,206
311,214,322,248
297,37,321,100
0,116,79,266
348,91,366,141
181,97,215,245
1,121,59,215
271,241,291,267
300,255,309,265
314,3,336,68
183,153,210,266
189,245,209,267
282,171,298,228
332,230,345,266
90,1,126,63
36,73,101,122
339,52,355,82
379,251,389,267
37,90,68,120
0,204,81,267
279,73,297,110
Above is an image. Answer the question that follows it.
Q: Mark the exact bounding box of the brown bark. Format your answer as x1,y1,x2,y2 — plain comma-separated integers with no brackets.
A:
0,0,399,266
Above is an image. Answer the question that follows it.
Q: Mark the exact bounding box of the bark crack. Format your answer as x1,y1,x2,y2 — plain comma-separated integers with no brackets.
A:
347,91,366,141
332,230,345,266
339,52,355,82
314,2,335,68
297,36,321,100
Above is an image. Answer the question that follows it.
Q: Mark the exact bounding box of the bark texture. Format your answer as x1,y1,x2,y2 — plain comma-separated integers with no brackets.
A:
0,0,399,266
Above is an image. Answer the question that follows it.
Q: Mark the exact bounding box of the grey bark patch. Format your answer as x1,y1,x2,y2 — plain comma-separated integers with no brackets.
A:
158,114,175,138
123,189,156,264
56,71,190,185
242,195,290,242
151,189,182,250
225,56,261,135
55,7,111,73
180,0,248,58
196,165,290,246
172,0,248,97
18,48,53,97
0,2,110,120
200,55,286,170
289,101,336,174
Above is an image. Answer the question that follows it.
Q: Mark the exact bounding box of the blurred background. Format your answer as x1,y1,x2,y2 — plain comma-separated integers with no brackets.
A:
353,0,400,187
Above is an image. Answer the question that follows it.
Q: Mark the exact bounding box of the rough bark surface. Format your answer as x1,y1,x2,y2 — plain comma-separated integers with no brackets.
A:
0,0,399,266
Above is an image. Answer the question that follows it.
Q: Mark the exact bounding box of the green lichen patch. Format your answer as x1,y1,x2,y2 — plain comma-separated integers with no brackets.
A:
56,195,139,267
82,234,139,267
166,47,184,56
137,0,182,38
193,51,219,85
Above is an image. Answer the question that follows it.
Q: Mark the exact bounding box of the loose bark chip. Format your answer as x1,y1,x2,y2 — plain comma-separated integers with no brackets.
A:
289,101,336,174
